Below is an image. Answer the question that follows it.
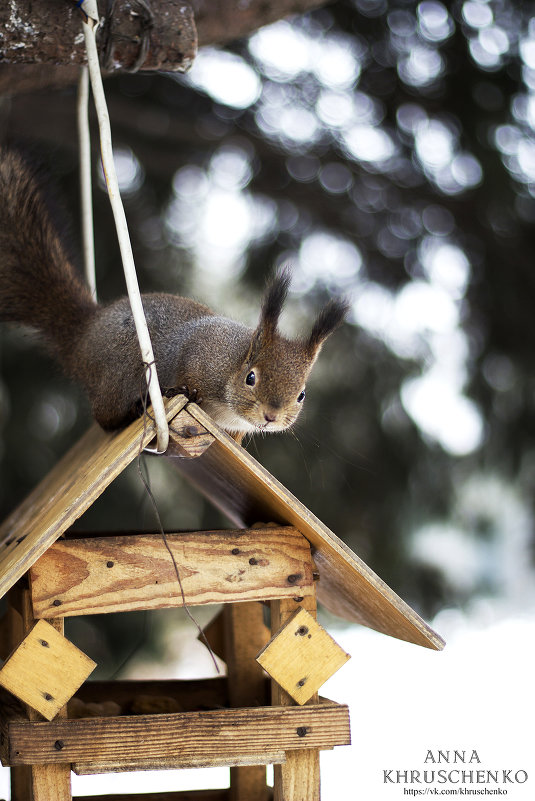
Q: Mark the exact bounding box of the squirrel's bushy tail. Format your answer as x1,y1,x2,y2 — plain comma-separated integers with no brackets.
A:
0,148,96,359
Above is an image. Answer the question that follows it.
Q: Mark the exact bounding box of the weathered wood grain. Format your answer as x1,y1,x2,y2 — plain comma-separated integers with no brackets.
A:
4,586,73,800
6,701,350,767
271,596,321,801
167,410,215,458
224,602,271,801
73,752,285,775
172,405,445,650
30,527,314,617
31,764,73,801
0,620,96,720
0,396,188,603
257,607,350,706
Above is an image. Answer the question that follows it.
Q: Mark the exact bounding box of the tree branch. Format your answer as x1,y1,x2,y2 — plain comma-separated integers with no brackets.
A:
0,0,330,75
0,0,197,73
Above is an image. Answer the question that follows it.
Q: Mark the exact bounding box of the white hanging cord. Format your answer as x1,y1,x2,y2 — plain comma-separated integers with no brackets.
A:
77,66,97,300
79,1,169,453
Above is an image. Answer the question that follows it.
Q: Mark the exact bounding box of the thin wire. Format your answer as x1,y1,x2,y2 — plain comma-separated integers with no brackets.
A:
81,11,169,453
77,66,97,300
137,371,220,674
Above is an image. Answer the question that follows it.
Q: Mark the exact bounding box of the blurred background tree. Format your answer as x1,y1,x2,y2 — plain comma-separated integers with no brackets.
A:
1,0,534,673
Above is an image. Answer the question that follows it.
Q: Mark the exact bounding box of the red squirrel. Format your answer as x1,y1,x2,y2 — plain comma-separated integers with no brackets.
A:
0,149,349,441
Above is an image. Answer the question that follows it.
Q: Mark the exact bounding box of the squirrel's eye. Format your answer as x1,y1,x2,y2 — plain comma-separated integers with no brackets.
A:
297,390,306,403
246,370,256,387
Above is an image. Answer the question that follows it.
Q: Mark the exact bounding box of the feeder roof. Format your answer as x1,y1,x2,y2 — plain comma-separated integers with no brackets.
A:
0,396,444,651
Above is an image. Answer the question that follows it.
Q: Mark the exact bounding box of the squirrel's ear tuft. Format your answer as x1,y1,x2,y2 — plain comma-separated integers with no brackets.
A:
307,298,350,356
259,267,291,338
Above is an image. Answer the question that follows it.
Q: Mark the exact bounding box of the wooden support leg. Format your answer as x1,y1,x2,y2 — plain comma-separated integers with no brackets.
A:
271,594,320,801
224,601,270,801
7,582,72,801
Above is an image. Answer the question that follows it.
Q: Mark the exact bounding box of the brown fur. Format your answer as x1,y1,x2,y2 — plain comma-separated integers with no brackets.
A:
0,149,349,437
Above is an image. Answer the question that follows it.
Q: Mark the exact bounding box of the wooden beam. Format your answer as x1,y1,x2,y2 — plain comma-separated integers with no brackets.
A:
271,596,322,801
73,751,285,775
72,790,236,801
29,527,314,617
224,603,271,801
6,701,350,767
171,405,445,650
4,586,73,801
0,396,187,603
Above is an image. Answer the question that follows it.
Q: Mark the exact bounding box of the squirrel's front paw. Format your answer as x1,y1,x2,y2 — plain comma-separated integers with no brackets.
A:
177,385,203,404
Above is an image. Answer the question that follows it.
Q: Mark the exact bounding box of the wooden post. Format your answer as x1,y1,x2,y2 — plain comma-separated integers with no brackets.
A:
7,582,72,801
271,593,321,801
224,601,270,801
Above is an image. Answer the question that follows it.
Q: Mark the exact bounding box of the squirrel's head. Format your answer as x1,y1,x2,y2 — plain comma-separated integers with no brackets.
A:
229,269,349,435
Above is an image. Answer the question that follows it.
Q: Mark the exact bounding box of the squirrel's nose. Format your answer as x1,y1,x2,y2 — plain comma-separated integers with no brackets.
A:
264,411,277,423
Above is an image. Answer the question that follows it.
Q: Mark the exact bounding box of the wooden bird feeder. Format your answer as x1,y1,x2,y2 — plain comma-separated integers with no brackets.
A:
0,395,444,800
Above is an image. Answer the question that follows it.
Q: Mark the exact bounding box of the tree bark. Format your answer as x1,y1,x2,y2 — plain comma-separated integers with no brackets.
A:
0,0,197,73
0,0,329,72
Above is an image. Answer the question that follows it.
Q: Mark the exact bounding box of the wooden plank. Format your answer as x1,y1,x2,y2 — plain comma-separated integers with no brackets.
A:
5,587,73,801
0,395,188,603
4,588,34,798
271,596,321,801
167,409,215,458
0,619,96,720
6,701,350,766
0,690,25,763
72,791,234,801
29,527,314,618
31,764,73,801
224,603,270,709
224,603,271,801
171,405,445,650
73,752,285,775
257,607,350,706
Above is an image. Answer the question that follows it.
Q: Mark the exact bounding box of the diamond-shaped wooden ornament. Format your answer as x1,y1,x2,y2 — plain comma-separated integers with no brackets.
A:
256,607,351,705
0,619,96,720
